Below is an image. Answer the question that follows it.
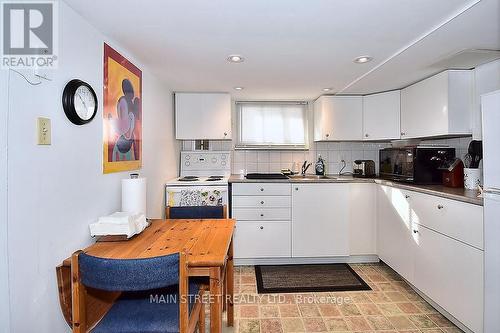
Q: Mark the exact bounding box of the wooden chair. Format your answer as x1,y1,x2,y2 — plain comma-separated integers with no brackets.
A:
165,205,227,219
164,205,230,313
71,251,205,333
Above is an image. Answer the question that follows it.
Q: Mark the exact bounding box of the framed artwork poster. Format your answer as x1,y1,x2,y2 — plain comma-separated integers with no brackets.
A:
103,43,142,174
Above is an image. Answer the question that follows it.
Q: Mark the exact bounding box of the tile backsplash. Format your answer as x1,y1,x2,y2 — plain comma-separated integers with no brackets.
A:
181,137,473,175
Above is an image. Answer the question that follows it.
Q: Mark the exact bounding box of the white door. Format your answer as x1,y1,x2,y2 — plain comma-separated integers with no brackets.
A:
377,185,416,283
175,93,231,140
484,193,500,333
292,184,349,257
481,90,500,189
349,183,377,255
401,72,449,138
414,225,483,333
329,96,363,141
363,90,400,140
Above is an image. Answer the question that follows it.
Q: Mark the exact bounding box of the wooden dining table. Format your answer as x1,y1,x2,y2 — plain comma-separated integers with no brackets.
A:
56,218,236,333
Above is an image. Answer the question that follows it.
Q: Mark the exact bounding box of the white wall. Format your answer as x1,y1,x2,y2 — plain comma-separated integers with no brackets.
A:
4,2,179,332
473,59,500,139
0,69,11,333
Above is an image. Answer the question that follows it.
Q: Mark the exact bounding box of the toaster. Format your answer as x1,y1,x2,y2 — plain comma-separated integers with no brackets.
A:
353,160,376,178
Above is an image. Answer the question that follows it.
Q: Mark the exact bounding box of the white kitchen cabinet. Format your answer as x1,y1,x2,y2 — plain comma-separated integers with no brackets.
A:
400,70,473,139
349,183,377,255
409,191,483,249
233,222,291,258
232,182,291,259
292,183,349,257
363,90,401,140
175,92,232,140
313,96,363,141
414,225,483,333
377,185,416,284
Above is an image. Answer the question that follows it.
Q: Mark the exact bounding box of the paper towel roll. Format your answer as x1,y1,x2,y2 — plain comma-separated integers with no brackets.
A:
122,177,147,216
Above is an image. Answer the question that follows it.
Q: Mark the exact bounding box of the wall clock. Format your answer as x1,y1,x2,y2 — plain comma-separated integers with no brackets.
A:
62,79,98,125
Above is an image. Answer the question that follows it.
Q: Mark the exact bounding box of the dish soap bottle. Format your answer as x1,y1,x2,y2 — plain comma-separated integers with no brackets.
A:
315,154,325,176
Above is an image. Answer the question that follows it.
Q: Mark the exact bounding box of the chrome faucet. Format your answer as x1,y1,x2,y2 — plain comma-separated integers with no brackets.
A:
301,161,312,176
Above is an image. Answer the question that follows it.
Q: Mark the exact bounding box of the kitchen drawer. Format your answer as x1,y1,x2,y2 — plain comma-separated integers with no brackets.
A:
232,208,291,221
232,195,291,208
409,191,483,249
232,183,291,196
234,222,291,258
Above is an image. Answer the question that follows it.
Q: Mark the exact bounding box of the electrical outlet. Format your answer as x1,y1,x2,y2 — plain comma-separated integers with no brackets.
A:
37,117,51,145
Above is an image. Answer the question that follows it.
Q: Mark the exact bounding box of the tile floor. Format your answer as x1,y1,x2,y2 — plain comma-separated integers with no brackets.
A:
218,263,464,333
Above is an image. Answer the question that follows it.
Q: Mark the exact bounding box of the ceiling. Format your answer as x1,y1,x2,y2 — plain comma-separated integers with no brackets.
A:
64,0,500,100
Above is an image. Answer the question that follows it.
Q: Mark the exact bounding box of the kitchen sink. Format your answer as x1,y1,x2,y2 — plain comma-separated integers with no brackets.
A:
287,175,337,180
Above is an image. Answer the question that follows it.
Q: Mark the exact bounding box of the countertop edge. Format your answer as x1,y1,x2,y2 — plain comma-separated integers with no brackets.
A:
228,175,483,206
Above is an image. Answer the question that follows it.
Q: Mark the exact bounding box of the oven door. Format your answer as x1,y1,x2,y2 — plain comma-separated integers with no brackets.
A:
165,185,228,207
379,148,414,182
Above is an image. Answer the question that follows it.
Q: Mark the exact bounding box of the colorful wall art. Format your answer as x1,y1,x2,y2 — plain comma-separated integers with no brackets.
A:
103,43,142,173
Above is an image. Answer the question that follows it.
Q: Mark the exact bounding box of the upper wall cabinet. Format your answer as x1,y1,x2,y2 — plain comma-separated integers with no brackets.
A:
313,96,363,141
401,70,473,139
175,92,232,140
363,90,401,140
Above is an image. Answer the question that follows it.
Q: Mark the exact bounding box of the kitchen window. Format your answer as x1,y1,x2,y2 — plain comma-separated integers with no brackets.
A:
235,101,308,149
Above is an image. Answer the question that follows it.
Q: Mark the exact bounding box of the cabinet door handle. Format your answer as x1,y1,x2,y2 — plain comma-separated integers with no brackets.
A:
437,204,444,209
325,133,330,138
224,132,228,137
260,213,264,217
260,201,264,204
295,187,299,191
260,226,264,230
413,230,419,234
405,194,410,199
401,132,406,136
260,188,264,192
365,134,369,138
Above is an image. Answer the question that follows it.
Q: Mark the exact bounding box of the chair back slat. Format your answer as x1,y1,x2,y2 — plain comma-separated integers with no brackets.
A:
168,205,225,219
78,253,179,291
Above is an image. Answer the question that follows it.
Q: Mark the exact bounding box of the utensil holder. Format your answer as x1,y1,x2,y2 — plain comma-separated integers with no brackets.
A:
464,168,482,190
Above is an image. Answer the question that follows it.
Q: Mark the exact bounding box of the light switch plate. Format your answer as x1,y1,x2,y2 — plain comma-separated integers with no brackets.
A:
37,117,51,145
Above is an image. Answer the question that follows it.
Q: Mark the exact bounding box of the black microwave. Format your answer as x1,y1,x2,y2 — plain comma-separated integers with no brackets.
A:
379,146,456,184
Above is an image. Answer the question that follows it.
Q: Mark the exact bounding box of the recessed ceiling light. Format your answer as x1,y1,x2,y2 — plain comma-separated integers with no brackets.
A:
354,56,373,64
227,55,244,63
234,87,244,90
322,88,333,92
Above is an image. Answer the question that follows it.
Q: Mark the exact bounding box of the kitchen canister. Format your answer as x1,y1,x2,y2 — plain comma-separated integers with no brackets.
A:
463,168,482,190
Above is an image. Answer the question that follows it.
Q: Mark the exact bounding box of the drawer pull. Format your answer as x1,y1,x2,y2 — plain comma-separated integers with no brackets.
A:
413,230,419,234
260,226,264,229
260,213,264,217
260,188,264,192
295,187,299,191
260,201,264,204
437,204,444,210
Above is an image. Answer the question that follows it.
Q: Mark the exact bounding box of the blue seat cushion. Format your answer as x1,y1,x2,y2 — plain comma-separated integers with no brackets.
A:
91,282,200,333
169,206,224,219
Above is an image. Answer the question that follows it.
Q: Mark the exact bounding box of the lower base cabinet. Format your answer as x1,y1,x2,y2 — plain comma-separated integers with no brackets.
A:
377,185,416,283
292,183,349,257
414,225,483,333
233,222,291,258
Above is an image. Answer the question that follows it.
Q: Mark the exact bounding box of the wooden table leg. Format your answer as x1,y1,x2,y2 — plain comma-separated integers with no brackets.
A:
227,238,234,327
210,267,222,333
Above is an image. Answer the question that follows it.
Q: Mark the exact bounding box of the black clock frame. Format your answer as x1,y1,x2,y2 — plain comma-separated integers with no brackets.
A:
62,79,98,125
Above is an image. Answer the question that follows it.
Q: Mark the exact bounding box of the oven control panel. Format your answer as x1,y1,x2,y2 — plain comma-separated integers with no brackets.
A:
180,151,231,175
